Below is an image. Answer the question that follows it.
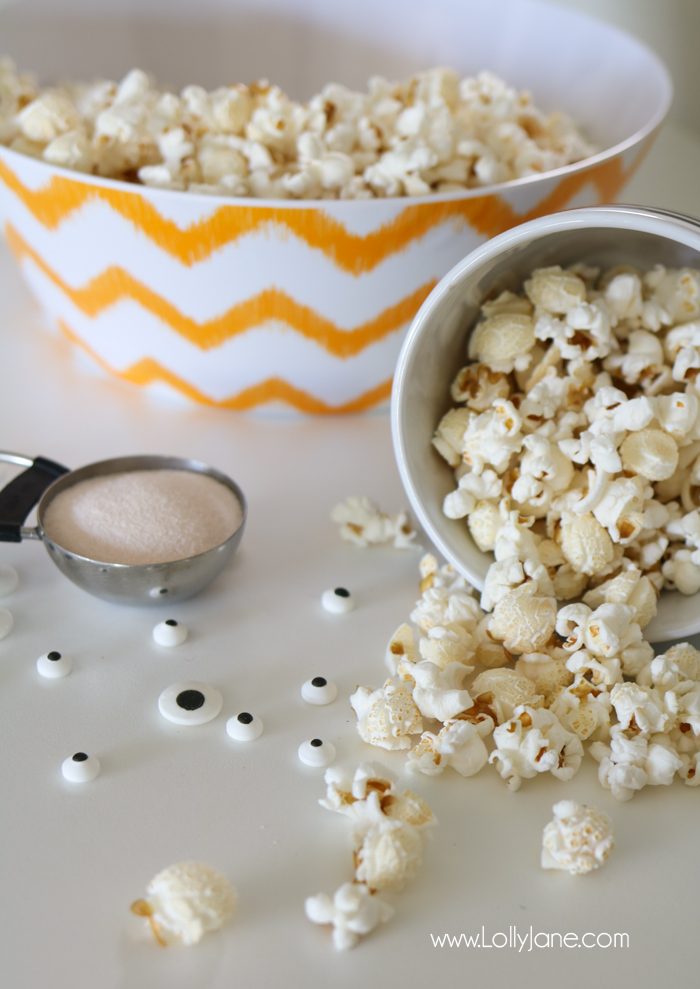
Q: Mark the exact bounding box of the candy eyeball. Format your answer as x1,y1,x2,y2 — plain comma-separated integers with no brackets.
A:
0,565,18,597
226,711,264,741
149,586,170,599
301,676,338,706
61,751,101,783
153,619,188,647
298,737,336,768
321,587,355,615
158,682,223,726
37,650,72,679
0,607,13,640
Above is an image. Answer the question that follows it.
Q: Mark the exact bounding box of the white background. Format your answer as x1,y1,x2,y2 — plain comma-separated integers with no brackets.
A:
1,4,699,988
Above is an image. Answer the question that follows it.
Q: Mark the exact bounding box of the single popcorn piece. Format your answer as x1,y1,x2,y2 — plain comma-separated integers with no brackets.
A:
401,660,474,721
620,429,679,482
433,408,471,466
417,623,475,668
130,862,236,946
354,817,425,891
407,718,493,777
549,675,612,741
350,679,423,750
541,800,614,875
385,622,418,674
525,266,587,314
460,401,523,474
559,513,614,576
488,584,557,654
489,705,583,790
305,883,394,951
319,763,434,834
470,667,543,723
610,682,671,735
468,313,536,373
331,496,416,550
515,651,573,704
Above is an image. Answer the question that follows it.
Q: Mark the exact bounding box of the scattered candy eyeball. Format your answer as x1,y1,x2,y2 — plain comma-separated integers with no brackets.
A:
149,586,170,599
0,564,18,597
131,861,236,947
0,607,13,640
36,650,72,679
61,751,101,783
301,676,338,706
226,711,264,741
298,737,336,768
158,682,223,726
321,587,354,614
153,619,188,647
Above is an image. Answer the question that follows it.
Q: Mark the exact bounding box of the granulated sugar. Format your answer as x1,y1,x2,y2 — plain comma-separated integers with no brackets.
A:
43,469,243,565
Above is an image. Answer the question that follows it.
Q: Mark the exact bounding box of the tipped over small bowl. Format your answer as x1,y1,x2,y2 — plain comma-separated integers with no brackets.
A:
392,204,700,643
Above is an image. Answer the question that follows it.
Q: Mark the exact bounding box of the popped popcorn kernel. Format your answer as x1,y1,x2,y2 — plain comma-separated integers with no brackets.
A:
541,800,614,875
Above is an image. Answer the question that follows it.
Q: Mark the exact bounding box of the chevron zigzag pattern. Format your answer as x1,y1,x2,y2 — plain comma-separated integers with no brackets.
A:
0,136,656,413
5,223,435,355
57,320,393,413
0,140,652,273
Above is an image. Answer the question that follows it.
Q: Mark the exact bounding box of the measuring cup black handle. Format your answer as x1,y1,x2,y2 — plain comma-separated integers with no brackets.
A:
0,452,69,542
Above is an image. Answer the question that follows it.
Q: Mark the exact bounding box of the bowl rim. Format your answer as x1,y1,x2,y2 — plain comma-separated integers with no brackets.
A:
0,13,672,211
392,204,700,607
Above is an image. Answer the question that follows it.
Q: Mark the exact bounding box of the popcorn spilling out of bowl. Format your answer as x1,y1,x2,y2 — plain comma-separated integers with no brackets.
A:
350,554,700,800
0,59,595,198
435,263,700,601
305,763,434,950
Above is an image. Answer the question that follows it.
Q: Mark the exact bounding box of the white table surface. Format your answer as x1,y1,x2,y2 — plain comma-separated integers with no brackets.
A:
1,122,699,989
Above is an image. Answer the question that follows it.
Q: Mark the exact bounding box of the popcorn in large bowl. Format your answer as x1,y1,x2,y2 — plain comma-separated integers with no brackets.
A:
392,205,700,642
0,0,670,414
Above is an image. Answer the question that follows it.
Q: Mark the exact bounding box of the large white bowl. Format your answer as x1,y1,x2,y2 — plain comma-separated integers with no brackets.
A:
0,0,671,414
392,205,700,643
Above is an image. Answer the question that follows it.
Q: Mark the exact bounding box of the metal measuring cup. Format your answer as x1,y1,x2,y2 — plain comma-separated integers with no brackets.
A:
0,452,247,605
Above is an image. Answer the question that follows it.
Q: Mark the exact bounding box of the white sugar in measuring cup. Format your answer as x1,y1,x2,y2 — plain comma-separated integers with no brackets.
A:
0,452,247,605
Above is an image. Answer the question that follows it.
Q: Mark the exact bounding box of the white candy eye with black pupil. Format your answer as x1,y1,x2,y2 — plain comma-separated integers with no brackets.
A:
37,650,73,679
153,619,188,647
301,676,338,705
226,711,264,741
158,681,222,725
62,751,100,783
298,737,336,767
321,587,354,615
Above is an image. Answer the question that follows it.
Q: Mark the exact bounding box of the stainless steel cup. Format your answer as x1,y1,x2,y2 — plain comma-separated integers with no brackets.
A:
0,452,247,605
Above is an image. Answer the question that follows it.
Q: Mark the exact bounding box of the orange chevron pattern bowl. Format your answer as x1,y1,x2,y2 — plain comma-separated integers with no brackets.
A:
0,5,671,414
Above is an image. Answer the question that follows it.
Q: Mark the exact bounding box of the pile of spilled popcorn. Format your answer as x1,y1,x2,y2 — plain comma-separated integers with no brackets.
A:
0,60,594,198
350,553,699,798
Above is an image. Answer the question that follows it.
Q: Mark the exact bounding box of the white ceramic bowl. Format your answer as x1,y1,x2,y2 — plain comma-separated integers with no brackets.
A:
0,0,671,414
392,205,700,643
